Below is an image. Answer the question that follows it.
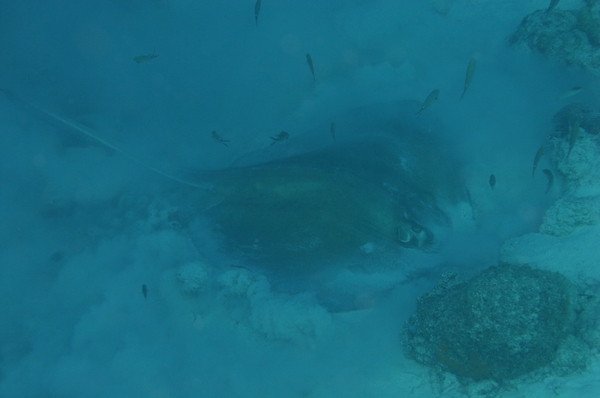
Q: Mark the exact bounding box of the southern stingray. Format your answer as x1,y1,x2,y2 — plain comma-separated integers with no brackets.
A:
2,90,464,283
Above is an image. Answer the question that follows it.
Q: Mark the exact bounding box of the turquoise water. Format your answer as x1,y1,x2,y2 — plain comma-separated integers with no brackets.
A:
1,1,599,397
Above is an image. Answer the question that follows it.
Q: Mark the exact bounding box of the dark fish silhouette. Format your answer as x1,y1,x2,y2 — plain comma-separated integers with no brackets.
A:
532,145,545,177
254,0,261,26
134,50,159,63
567,120,580,160
542,169,554,194
142,284,148,300
545,0,560,13
212,130,230,147
306,53,315,82
330,122,336,141
489,174,496,190
270,131,289,146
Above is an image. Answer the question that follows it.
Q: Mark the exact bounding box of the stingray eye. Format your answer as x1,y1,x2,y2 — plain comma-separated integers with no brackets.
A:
412,226,422,233
397,224,412,243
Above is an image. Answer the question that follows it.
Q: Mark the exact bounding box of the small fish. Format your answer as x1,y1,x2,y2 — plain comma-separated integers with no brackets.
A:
255,0,261,26
212,130,230,147
542,169,554,194
330,122,336,141
416,89,440,116
567,119,580,159
306,53,315,82
142,284,148,300
460,58,476,101
133,50,159,64
270,131,289,146
489,174,496,190
558,86,582,100
532,145,545,177
545,0,560,13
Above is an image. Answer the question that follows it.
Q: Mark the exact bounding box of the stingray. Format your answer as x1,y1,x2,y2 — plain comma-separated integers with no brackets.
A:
2,90,462,277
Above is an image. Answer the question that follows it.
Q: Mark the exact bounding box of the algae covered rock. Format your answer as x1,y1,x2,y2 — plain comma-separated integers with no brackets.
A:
577,4,600,47
403,264,577,382
551,102,600,137
540,196,600,236
539,103,600,235
509,3,600,74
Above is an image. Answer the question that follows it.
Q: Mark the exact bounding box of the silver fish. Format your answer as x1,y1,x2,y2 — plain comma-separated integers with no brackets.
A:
134,50,159,64
460,58,476,101
558,86,582,100
416,89,439,116
306,53,315,82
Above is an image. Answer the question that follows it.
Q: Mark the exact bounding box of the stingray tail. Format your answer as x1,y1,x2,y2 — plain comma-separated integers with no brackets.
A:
1,89,203,188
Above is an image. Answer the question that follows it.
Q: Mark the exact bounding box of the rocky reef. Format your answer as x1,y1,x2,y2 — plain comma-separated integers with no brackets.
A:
492,94,600,268
540,102,600,236
402,264,593,388
509,0,600,74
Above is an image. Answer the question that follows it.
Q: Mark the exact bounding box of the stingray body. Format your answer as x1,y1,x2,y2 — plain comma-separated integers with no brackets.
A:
2,91,459,275
189,141,442,272
181,103,459,273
